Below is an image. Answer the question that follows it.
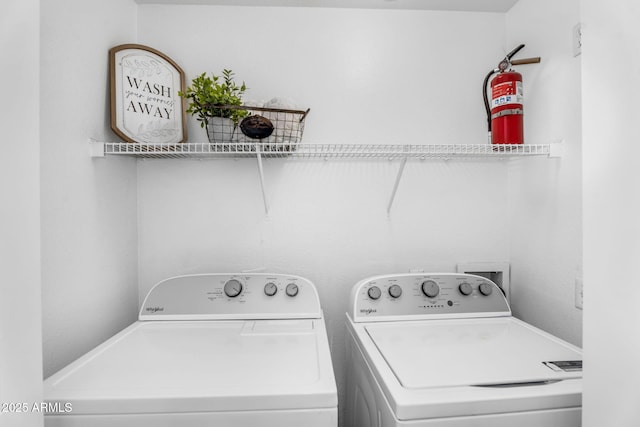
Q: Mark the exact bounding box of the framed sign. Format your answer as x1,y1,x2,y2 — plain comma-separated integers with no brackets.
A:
110,44,187,144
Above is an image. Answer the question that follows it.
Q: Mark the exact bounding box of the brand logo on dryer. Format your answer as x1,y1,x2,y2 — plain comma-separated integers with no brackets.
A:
360,308,377,315
145,306,165,313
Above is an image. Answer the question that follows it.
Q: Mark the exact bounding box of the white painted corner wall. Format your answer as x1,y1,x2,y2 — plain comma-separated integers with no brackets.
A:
581,0,640,426
1,1,43,426
506,0,583,347
40,0,140,378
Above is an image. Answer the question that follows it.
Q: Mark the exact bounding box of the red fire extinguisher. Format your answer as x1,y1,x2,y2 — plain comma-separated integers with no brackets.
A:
483,44,540,145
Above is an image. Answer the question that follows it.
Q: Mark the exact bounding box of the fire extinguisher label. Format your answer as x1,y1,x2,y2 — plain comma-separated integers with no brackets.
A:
491,81,523,108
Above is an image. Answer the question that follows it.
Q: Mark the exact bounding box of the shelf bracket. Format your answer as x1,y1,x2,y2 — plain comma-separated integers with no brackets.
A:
548,140,565,158
88,139,105,157
387,155,408,216
255,145,269,215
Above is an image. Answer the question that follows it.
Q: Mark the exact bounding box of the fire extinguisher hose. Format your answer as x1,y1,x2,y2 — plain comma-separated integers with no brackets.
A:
483,69,498,132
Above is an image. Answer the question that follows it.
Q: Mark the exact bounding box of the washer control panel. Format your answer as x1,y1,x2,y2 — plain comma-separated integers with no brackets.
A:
350,273,510,322
140,273,321,320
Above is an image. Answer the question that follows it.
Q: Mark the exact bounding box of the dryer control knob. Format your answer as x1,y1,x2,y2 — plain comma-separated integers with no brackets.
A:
479,282,494,296
459,282,473,296
285,283,299,297
367,286,382,300
388,284,402,298
421,280,440,298
223,279,243,298
264,282,278,296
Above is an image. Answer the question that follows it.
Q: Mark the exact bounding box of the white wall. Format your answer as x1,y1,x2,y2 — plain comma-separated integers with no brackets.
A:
506,0,583,346
0,1,43,426
139,6,506,145
582,0,640,425
137,6,508,425
40,0,140,378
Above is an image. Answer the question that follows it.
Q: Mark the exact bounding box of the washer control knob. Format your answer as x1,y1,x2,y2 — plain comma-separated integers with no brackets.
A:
223,279,243,298
285,283,299,297
479,282,494,296
264,282,278,296
388,284,402,298
421,280,440,298
458,282,473,296
367,286,382,300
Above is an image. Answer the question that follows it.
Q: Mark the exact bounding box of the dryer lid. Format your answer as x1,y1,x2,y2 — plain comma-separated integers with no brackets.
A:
365,317,582,389
44,320,337,415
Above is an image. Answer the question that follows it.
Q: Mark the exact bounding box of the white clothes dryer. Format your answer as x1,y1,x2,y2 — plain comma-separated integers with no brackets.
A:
345,273,582,427
44,273,337,427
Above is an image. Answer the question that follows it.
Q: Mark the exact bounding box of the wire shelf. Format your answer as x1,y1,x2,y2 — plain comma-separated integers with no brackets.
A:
91,141,558,215
97,142,553,159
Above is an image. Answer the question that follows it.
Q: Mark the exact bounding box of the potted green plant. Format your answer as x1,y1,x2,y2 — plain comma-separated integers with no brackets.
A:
179,69,248,144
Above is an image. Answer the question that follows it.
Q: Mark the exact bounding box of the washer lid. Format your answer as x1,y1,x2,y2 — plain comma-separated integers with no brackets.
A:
44,320,337,415
365,317,582,389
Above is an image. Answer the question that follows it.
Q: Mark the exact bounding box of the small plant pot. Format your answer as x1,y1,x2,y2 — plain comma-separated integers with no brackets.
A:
206,117,238,147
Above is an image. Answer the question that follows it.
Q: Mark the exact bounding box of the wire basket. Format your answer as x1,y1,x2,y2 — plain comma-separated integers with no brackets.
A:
205,105,310,153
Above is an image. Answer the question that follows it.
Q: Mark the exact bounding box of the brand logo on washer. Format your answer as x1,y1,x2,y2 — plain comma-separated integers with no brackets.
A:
360,308,377,315
145,306,165,313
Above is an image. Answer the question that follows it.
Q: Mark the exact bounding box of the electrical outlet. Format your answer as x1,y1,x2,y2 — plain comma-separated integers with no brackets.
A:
573,23,582,57
575,278,583,310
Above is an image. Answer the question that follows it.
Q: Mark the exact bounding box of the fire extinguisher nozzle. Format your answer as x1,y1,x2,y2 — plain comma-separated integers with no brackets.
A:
506,44,525,60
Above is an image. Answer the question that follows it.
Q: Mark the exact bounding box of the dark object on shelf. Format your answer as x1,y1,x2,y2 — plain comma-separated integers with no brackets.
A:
240,115,275,139
204,105,310,153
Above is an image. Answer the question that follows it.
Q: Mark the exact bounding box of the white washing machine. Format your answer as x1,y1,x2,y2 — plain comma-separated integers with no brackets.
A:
44,273,337,427
345,273,582,427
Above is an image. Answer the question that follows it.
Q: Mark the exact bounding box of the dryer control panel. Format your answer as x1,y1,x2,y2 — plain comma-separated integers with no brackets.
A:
140,273,322,321
350,273,511,322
